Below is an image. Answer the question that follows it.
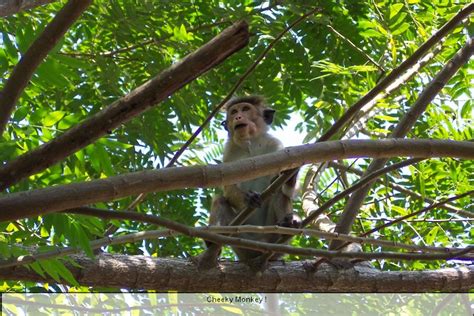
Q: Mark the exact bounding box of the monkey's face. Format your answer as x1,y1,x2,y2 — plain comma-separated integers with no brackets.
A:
226,103,265,142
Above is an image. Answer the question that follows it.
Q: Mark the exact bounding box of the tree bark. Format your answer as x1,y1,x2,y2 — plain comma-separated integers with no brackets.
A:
0,139,472,222
1,253,472,292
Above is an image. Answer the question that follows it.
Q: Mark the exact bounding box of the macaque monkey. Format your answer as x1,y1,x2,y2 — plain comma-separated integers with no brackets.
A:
195,95,301,270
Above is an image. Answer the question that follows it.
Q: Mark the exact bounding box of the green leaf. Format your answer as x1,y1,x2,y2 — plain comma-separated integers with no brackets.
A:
392,22,410,36
28,261,47,279
2,32,18,61
38,260,61,282
50,259,79,286
359,29,385,39
35,59,70,87
389,4,404,19
72,222,94,257
43,111,66,127
460,100,472,119
425,226,439,244
57,114,81,130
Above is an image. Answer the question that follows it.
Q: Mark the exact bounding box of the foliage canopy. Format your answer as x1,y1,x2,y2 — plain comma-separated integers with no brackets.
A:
0,0,472,292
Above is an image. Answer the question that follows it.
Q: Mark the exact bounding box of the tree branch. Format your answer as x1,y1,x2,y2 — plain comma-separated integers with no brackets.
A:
0,139,472,221
318,3,474,142
0,0,58,17
125,6,322,218
331,36,474,249
2,224,470,269
255,159,424,264
63,207,473,262
0,0,92,135
327,24,384,72
0,20,250,190
1,253,472,292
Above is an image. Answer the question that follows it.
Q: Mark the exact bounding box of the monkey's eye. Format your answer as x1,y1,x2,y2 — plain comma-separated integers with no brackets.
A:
242,105,250,111
230,109,238,115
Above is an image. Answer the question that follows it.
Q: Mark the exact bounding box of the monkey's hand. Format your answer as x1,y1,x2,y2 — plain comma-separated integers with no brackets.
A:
279,212,302,228
245,190,263,208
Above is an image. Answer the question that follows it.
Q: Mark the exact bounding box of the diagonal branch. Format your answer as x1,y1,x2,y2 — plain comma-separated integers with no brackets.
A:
257,3,474,239
0,139,472,222
318,3,474,142
0,20,250,190
330,36,474,249
0,0,92,135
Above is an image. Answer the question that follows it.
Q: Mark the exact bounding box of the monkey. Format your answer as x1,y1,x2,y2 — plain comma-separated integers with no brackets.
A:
195,95,301,270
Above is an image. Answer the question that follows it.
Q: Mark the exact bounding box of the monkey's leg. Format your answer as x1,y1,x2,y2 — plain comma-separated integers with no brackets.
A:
193,196,234,270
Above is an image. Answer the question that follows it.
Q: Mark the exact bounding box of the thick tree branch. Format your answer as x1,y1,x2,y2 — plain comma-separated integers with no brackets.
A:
0,20,250,190
331,36,474,249
0,0,92,134
0,0,58,17
1,253,472,292
0,139,472,222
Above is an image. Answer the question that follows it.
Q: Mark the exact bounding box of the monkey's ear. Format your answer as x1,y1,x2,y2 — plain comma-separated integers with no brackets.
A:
221,120,228,131
263,109,276,125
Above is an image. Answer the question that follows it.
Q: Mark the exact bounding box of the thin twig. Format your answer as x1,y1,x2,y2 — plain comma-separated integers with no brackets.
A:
2,223,471,269
64,207,473,261
361,190,474,237
327,24,384,72
328,161,472,217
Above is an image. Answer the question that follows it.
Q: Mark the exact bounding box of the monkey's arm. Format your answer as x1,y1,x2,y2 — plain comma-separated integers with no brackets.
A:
224,184,263,210
223,184,247,210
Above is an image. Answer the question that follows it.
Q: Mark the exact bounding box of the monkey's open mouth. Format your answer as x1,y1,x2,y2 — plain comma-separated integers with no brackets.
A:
234,123,247,130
